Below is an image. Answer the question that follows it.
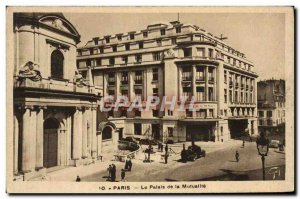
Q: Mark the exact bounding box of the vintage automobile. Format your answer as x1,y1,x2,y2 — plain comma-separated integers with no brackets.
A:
121,136,139,145
183,145,206,161
269,140,280,148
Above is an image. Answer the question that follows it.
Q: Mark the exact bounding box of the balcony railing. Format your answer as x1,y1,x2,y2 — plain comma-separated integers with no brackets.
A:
182,76,192,81
134,79,143,85
196,76,205,81
14,77,100,95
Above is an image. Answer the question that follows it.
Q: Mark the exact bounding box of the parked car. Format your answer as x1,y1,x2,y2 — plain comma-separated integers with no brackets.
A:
269,140,280,148
185,145,206,161
121,137,139,144
139,138,159,145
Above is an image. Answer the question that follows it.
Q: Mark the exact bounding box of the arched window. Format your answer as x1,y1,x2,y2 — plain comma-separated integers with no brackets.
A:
102,126,112,140
51,50,64,79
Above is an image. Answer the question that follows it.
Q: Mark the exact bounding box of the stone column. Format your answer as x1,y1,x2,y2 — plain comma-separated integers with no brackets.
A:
35,106,46,170
87,109,92,157
22,106,36,173
178,67,182,101
129,71,134,101
91,107,98,158
13,113,19,175
82,108,88,158
72,107,83,160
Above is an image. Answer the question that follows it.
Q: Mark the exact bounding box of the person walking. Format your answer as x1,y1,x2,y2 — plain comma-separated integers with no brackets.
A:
124,159,129,170
107,165,112,181
235,150,240,162
165,144,169,153
121,169,126,181
164,151,169,164
111,164,116,182
242,139,245,148
128,159,132,171
75,175,81,182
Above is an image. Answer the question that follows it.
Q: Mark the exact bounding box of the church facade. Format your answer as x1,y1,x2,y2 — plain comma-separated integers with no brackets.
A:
12,13,105,180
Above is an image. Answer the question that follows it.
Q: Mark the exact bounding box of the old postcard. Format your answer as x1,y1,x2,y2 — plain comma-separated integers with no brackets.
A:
6,6,294,193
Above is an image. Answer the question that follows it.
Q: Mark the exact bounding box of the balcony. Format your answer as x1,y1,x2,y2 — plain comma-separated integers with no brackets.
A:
134,79,143,85
235,82,239,87
196,76,205,81
121,80,128,85
14,77,99,95
208,77,214,83
182,76,192,81
229,81,233,87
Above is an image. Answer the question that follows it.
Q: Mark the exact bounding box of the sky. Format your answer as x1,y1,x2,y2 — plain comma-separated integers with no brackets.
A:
65,12,285,81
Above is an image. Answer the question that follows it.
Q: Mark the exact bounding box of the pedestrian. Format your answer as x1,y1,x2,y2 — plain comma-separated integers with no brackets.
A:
121,169,126,181
235,150,240,162
165,144,169,153
75,175,81,182
124,159,129,170
111,164,116,182
242,139,245,148
164,151,169,164
128,159,132,171
107,164,112,181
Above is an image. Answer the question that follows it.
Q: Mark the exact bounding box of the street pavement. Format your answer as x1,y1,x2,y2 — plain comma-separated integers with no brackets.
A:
34,140,285,182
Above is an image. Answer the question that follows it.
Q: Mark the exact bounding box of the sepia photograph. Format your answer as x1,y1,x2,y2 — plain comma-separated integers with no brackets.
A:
6,6,294,193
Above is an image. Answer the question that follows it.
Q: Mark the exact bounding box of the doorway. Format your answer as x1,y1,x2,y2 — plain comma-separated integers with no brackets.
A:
43,118,59,168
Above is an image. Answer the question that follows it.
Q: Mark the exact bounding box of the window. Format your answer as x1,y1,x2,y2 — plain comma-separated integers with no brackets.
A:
224,70,227,83
130,33,135,40
139,42,144,49
258,111,265,117
183,87,192,100
196,66,205,81
77,50,82,56
121,89,128,98
117,35,122,41
108,90,115,98
122,56,128,64
267,111,272,117
186,109,193,117
143,31,148,38
51,50,64,79
105,37,110,43
108,73,115,86
121,109,127,117
176,26,181,33
196,109,206,118
96,58,101,66
94,39,98,45
235,91,238,102
197,48,205,57
112,45,117,52
229,90,233,103
183,48,192,57
208,49,213,58
135,54,142,63
89,49,94,55
224,109,227,117
168,127,174,137
135,71,143,84
86,59,91,67
167,109,173,116
171,38,177,45
125,43,130,51
208,68,214,81
109,57,115,65
156,39,162,46
208,87,214,101
121,72,128,84
233,59,236,66
153,52,161,61
134,123,142,135
196,87,205,101
134,109,141,117
224,89,227,103
153,88,158,96
160,29,166,35
102,126,113,140
182,67,192,81
152,68,158,81
208,109,214,117
152,109,159,117
99,47,104,54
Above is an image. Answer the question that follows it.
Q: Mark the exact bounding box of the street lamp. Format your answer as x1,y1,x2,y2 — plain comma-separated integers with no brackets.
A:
256,132,270,180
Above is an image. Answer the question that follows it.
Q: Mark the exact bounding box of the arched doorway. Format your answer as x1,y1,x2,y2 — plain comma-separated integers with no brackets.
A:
51,50,64,79
43,118,60,168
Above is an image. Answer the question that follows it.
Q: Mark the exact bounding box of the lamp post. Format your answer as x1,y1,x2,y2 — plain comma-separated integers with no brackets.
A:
256,132,270,180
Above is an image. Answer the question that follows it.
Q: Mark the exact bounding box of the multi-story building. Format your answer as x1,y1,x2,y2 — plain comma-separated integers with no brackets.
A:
257,79,285,134
12,13,103,180
77,21,258,147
